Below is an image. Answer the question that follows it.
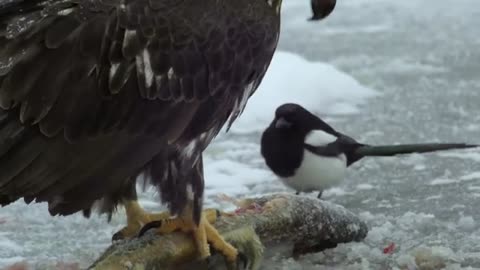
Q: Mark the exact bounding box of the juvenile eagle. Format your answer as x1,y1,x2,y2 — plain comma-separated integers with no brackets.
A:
0,0,335,263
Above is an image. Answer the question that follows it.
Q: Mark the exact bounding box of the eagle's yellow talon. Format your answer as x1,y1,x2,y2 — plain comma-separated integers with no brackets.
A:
113,200,170,240
203,208,221,222
154,209,238,261
117,201,238,262
194,219,210,259
203,220,238,262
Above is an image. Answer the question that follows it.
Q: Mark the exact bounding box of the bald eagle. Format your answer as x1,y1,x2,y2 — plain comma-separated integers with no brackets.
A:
0,0,335,263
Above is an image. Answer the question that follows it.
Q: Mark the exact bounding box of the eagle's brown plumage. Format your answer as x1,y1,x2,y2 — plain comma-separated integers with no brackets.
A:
0,0,335,231
0,0,280,223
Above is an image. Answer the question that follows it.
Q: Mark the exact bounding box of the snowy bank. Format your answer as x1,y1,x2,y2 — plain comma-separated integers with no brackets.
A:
229,51,379,134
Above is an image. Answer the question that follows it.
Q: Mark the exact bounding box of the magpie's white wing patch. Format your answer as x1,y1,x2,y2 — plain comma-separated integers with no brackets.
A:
305,129,338,146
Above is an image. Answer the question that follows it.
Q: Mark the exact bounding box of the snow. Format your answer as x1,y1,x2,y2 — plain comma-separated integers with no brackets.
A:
0,238,22,253
429,172,480,185
460,172,480,181
0,257,26,267
204,158,272,196
437,151,480,162
356,184,375,190
457,216,476,231
230,51,378,134
3,0,480,269
429,178,457,186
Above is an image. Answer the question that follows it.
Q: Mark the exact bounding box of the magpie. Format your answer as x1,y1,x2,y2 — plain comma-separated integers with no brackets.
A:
260,103,479,198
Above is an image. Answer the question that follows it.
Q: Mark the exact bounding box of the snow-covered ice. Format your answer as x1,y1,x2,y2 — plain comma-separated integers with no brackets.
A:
230,51,378,134
3,0,480,269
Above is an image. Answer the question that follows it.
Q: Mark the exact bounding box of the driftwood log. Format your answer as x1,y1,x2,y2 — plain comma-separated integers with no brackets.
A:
89,194,368,270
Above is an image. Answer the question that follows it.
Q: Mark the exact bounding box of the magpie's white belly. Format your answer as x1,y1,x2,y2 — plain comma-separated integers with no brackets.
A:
281,151,347,192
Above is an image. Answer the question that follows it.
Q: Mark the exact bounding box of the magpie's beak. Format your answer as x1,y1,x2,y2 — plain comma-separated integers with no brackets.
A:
309,0,336,21
274,117,292,129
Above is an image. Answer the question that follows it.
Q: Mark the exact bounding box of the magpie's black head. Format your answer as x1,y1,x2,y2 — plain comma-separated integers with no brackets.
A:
271,103,338,136
261,103,343,178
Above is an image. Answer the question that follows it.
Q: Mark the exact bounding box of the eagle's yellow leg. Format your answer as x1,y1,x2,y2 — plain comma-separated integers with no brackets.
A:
155,208,238,261
112,200,170,240
114,200,238,261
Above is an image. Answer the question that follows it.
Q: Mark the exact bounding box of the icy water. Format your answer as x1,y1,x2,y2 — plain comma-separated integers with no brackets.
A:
2,0,480,269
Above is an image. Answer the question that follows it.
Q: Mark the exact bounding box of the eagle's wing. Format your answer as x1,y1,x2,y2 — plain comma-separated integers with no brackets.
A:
0,0,250,139
0,0,277,214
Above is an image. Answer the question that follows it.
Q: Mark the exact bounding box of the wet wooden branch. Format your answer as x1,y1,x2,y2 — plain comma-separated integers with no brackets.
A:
89,194,368,270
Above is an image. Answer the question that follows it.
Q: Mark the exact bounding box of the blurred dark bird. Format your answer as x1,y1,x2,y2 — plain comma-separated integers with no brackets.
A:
0,0,335,264
310,0,336,20
261,103,479,198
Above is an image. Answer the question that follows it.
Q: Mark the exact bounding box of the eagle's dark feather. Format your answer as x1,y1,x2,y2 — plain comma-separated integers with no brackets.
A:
0,0,279,222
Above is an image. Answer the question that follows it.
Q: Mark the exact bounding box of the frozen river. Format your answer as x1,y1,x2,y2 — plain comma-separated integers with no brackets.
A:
2,0,480,269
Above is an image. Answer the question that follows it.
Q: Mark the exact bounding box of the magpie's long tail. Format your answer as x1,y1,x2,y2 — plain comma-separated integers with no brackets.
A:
354,143,478,158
